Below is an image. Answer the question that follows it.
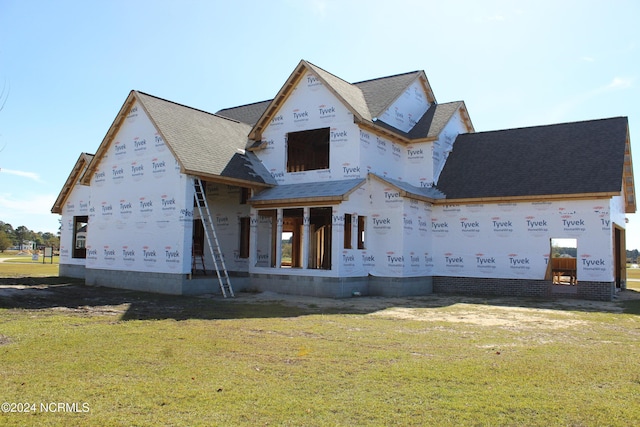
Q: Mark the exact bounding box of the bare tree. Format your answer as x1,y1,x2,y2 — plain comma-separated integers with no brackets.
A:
0,79,8,153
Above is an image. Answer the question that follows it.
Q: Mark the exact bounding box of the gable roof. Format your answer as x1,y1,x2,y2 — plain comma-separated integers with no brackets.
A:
246,60,440,144
435,117,636,212
353,71,434,119
372,101,473,140
81,91,274,188
51,152,94,214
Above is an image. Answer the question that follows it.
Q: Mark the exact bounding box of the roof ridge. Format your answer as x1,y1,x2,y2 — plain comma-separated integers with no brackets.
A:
134,90,243,125
303,60,355,86
352,70,421,85
217,99,273,112
463,116,628,136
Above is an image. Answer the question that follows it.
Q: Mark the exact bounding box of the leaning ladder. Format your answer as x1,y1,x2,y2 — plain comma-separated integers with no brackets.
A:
193,178,234,298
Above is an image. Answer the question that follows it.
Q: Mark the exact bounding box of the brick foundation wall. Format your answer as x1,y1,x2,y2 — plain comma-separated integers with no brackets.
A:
433,276,615,301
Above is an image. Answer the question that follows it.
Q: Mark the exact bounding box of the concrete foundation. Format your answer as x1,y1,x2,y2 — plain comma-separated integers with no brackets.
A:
74,264,615,301
59,263,86,279
84,268,250,296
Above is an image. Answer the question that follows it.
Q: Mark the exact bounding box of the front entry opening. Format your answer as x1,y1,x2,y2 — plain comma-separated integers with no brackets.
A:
281,208,303,268
550,238,577,286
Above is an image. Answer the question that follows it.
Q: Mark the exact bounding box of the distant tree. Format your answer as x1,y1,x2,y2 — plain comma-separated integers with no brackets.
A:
0,79,8,153
0,230,11,252
0,221,13,235
13,225,33,249
40,232,59,249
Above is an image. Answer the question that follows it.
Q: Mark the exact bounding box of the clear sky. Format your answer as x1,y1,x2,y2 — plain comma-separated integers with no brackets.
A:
0,0,639,248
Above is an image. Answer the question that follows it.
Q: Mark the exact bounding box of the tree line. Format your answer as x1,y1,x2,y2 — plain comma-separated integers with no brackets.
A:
0,221,59,252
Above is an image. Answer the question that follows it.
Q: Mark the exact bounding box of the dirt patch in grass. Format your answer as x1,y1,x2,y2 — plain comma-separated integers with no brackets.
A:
1,276,639,323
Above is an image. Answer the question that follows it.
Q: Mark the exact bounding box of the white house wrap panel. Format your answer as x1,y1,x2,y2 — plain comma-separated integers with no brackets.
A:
86,102,193,274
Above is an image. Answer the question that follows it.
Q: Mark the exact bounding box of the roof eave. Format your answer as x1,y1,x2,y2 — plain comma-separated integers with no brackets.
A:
185,169,275,189
51,153,93,214
250,195,345,208
435,192,620,205
623,126,636,213
368,173,442,203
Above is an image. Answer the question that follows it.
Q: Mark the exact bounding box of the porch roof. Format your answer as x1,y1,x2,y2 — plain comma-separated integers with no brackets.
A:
249,178,365,206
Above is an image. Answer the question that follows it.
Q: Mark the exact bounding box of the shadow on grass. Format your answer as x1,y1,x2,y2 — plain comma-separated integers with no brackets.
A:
0,277,310,320
1,276,638,320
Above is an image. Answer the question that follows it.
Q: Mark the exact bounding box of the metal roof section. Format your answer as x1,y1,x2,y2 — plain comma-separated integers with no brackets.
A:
249,178,366,206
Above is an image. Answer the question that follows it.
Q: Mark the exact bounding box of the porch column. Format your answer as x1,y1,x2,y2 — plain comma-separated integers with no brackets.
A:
275,208,283,268
302,207,310,269
249,210,257,268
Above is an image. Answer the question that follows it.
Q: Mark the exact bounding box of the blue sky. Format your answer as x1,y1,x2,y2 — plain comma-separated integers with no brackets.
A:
1,0,639,248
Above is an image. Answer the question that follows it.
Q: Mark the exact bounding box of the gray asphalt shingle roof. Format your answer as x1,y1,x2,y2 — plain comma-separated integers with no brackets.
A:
373,101,464,140
216,100,272,126
436,117,629,199
353,71,423,119
136,92,251,177
221,63,447,142
135,92,274,186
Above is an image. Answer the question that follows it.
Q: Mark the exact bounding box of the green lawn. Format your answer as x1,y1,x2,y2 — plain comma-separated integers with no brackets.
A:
0,252,59,277
1,266,639,425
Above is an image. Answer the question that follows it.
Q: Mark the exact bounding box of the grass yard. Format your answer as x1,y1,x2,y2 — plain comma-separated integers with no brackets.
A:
0,265,639,425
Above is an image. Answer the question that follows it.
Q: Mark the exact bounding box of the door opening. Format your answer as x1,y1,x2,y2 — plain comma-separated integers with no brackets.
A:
549,238,577,286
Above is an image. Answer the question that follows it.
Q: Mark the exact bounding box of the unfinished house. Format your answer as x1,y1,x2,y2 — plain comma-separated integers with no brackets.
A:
52,60,635,301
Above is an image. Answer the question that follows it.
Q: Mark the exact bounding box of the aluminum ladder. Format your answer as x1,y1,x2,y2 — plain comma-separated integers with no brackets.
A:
193,177,234,298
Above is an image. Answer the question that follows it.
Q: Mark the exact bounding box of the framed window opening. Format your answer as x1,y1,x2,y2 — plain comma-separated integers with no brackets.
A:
72,216,88,258
344,213,353,249
357,215,366,249
239,217,250,259
286,127,330,172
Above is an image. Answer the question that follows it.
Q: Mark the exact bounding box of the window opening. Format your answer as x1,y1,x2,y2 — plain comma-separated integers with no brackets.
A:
358,216,366,249
286,127,330,172
240,187,250,204
72,216,88,259
192,219,206,274
344,214,352,249
239,217,250,259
